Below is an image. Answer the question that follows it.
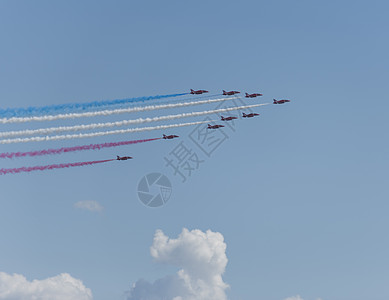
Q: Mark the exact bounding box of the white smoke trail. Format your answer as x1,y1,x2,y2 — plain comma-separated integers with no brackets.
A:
0,120,219,144
0,104,267,138
0,97,241,124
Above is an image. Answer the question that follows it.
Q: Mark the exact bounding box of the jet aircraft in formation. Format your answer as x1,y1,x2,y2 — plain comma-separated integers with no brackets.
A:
223,90,240,96
242,112,260,118
208,124,225,129
245,92,263,98
119,92,291,160
221,116,238,121
117,156,133,161
273,99,291,104
190,89,208,95
163,134,179,139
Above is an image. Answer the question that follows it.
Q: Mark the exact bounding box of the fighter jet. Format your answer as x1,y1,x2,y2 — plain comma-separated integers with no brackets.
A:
242,112,260,118
190,89,208,95
221,115,238,121
117,156,133,160
207,124,225,129
273,99,291,104
163,134,179,140
223,90,240,96
245,92,263,98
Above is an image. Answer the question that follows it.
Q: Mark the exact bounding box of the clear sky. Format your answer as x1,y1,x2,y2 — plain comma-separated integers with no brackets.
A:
0,1,388,300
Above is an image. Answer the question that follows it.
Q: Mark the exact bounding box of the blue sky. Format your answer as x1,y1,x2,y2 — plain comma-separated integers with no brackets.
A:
0,1,388,300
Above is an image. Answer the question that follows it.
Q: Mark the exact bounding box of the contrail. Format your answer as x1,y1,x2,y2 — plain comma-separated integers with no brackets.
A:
0,138,161,159
0,93,188,118
0,103,268,138
0,97,241,124
0,119,217,144
0,159,115,175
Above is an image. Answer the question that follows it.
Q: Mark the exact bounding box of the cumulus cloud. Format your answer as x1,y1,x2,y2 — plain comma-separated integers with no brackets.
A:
74,200,103,212
0,272,92,300
126,228,229,300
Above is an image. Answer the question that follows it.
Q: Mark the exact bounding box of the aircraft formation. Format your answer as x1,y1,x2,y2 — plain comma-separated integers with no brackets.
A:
0,89,291,175
191,89,289,131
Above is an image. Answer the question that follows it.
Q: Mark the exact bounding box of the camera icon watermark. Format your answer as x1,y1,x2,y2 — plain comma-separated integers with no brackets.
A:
137,172,172,207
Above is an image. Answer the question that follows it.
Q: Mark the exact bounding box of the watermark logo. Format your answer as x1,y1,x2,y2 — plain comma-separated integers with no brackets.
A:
137,173,172,207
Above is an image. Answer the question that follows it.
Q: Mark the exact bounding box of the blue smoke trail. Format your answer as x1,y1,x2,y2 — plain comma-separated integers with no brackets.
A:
0,93,188,118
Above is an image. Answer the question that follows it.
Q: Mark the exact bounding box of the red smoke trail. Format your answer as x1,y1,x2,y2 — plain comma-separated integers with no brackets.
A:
0,138,161,159
0,159,115,175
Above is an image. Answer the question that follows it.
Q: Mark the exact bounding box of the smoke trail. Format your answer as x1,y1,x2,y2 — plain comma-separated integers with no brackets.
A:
0,97,238,124
0,120,217,144
0,138,161,159
0,159,115,175
0,93,188,118
0,103,267,138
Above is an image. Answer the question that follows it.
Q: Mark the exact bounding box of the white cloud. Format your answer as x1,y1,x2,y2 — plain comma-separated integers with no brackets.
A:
0,272,92,300
285,296,304,300
126,228,229,300
74,200,103,212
